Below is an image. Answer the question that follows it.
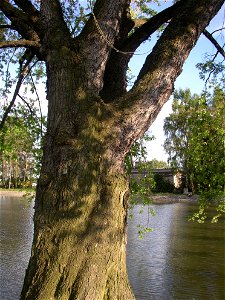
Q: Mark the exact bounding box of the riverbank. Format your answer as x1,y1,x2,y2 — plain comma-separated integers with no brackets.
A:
0,189,34,197
150,193,198,204
0,189,198,204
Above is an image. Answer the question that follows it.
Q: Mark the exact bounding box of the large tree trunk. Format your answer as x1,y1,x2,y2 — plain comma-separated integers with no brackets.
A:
21,58,135,299
3,0,220,299
21,170,133,299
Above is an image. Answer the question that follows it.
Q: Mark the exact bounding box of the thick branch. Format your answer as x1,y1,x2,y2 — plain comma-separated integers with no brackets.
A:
113,0,225,147
39,0,71,47
0,24,14,30
121,0,184,53
203,29,225,59
80,0,131,54
40,0,68,29
0,0,41,42
0,39,40,49
77,0,131,94
0,0,30,25
100,0,184,101
14,0,38,15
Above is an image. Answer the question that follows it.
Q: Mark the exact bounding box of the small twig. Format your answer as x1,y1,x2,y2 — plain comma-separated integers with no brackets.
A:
17,94,35,116
211,27,225,35
4,48,17,95
0,72,25,130
204,65,217,87
203,29,225,59
29,72,44,138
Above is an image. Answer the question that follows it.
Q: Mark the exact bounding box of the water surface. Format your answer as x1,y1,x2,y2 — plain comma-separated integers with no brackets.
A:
127,203,225,300
0,195,224,299
0,196,34,300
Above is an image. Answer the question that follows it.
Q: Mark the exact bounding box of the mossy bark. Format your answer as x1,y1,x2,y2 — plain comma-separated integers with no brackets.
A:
21,170,134,300
21,58,135,299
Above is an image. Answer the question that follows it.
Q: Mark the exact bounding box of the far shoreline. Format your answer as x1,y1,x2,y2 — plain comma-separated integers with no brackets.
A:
0,189,33,197
150,193,198,204
0,189,198,204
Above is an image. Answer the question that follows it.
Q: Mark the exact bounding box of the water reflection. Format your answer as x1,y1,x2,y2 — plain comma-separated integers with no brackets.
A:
127,203,225,300
0,196,34,300
0,196,224,300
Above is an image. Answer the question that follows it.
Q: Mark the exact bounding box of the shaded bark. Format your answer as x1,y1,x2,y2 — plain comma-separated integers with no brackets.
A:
21,55,135,299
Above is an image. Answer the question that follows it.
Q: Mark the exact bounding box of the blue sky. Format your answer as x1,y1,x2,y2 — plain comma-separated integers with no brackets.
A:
128,2,225,162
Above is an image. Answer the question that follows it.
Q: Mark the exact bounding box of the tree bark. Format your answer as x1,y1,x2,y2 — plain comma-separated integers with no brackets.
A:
21,57,135,299
21,169,134,299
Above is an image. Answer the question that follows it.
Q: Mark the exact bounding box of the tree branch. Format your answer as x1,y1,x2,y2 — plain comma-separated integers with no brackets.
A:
40,0,68,27
17,93,44,138
0,0,30,24
211,27,225,35
39,0,71,46
0,55,35,131
100,0,184,101
0,24,14,30
81,0,132,53
114,0,225,145
203,29,225,59
29,71,44,138
120,0,184,53
18,94,35,116
0,39,40,49
0,0,41,42
14,0,39,16
78,0,132,94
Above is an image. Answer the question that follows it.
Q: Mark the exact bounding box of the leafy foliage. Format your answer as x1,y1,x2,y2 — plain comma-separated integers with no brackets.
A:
145,158,169,169
0,102,46,189
125,132,156,201
125,132,156,238
164,87,225,221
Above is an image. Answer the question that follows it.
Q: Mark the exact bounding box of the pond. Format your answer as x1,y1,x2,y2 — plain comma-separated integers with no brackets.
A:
127,203,225,300
0,195,224,299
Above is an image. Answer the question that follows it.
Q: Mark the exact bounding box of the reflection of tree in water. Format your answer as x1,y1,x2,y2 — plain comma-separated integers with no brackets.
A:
0,197,34,300
165,203,225,300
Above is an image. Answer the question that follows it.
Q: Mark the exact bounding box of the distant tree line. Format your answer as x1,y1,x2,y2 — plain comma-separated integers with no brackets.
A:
164,87,225,200
0,102,45,189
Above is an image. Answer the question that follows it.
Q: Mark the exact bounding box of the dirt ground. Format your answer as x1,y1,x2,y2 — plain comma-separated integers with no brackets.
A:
0,190,27,197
